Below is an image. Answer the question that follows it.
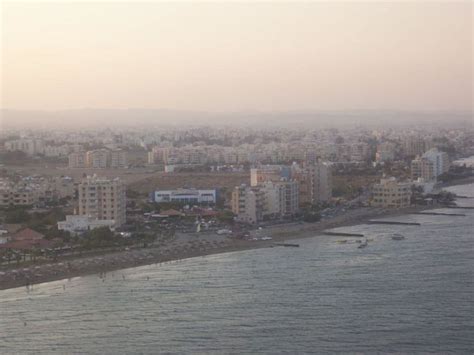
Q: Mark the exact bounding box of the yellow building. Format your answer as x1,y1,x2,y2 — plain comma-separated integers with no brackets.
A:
78,175,126,227
371,178,412,208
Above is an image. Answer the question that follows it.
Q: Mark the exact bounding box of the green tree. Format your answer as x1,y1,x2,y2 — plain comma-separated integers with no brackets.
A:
81,227,117,249
4,208,30,223
217,210,234,225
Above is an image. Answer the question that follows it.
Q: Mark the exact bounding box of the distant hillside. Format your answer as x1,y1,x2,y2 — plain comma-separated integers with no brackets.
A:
1,108,471,130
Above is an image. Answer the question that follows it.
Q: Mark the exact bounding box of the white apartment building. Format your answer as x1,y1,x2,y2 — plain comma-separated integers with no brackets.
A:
422,148,449,178
261,181,299,217
43,145,70,157
371,177,412,208
292,162,332,206
153,189,217,204
78,176,126,227
231,185,263,224
4,139,45,156
232,181,299,224
411,157,435,181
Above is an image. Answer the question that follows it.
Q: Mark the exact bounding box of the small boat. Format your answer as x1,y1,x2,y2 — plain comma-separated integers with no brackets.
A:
391,234,405,241
358,239,368,249
336,239,348,244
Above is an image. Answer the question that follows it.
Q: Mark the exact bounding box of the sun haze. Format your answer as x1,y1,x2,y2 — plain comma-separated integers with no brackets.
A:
1,1,472,112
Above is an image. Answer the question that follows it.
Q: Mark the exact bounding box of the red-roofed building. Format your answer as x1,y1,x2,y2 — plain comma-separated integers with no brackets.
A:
10,228,44,241
0,228,56,250
185,208,219,218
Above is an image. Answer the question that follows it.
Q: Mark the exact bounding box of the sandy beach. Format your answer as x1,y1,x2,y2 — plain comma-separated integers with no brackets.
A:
0,203,443,291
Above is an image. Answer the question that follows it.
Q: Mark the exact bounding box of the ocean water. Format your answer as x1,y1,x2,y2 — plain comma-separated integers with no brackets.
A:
1,184,473,354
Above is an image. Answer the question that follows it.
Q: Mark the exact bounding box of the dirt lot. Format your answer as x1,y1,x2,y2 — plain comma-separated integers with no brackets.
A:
5,163,249,196
128,172,249,195
5,164,160,184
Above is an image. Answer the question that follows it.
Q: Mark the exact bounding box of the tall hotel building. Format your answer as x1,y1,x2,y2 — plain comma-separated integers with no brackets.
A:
78,175,126,227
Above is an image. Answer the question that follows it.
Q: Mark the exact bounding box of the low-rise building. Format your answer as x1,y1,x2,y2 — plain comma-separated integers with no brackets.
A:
261,180,299,217
0,228,55,251
57,215,116,235
152,189,217,204
250,166,291,186
0,186,38,206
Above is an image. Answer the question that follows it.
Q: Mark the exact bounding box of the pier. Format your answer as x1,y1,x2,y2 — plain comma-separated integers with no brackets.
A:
368,220,421,226
445,206,474,210
274,243,300,247
324,231,365,237
413,212,466,216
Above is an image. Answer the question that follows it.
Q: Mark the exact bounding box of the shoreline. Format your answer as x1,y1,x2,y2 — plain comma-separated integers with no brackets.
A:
1,175,472,291
0,203,444,292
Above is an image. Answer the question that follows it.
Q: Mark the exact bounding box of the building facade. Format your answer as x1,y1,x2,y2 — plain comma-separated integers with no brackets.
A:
422,148,449,178
4,139,45,156
375,142,396,163
371,178,412,208
231,185,264,224
78,176,126,227
69,149,128,169
260,180,299,217
0,176,74,207
153,189,217,204
58,215,116,235
68,151,87,168
250,166,291,187
292,162,332,206
0,186,38,207
109,149,128,168
411,157,435,181
86,150,109,169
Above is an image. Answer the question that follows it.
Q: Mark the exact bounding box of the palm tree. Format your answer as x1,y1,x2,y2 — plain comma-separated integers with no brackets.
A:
15,252,22,265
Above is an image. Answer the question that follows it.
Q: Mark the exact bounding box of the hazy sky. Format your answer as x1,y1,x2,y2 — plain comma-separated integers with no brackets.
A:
1,1,472,112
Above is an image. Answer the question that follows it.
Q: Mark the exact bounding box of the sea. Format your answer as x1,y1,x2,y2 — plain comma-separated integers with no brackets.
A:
1,184,473,354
